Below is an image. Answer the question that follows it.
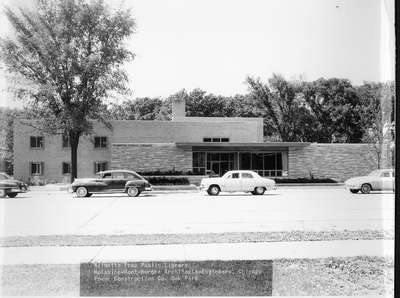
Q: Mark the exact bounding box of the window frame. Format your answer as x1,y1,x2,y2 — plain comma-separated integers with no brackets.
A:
30,136,44,149
94,161,108,174
94,136,108,149
30,162,44,175
62,134,70,149
62,162,71,175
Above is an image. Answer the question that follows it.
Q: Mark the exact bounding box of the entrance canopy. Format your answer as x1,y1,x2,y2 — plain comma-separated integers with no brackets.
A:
175,142,310,177
175,142,310,151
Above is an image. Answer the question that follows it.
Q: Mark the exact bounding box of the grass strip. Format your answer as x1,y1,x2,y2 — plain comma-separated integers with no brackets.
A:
0,229,393,247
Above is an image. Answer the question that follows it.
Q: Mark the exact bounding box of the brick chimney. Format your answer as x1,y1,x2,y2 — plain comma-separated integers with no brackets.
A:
172,96,186,120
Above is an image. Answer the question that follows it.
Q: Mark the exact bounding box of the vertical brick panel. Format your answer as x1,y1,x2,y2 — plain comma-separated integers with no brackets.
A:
288,144,378,181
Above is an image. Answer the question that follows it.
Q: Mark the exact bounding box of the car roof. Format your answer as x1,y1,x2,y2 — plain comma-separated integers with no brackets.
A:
97,169,139,175
225,170,258,174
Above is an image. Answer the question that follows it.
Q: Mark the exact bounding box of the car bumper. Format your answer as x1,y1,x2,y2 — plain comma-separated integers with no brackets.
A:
345,184,359,190
144,186,153,191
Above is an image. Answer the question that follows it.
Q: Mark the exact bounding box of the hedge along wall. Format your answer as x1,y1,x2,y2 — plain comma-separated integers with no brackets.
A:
111,143,192,173
288,143,378,182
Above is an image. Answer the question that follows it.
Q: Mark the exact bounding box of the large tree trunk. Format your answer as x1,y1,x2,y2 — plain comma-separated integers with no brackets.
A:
69,131,81,183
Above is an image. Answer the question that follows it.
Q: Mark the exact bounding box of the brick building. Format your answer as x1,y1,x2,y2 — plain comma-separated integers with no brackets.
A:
13,99,378,183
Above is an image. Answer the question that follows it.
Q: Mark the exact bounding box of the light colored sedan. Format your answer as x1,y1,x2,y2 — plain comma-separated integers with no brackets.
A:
345,169,395,194
200,170,276,196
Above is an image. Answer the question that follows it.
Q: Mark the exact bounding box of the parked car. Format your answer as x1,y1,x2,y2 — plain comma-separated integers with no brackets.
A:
69,170,152,197
0,172,29,198
345,169,395,194
200,170,276,196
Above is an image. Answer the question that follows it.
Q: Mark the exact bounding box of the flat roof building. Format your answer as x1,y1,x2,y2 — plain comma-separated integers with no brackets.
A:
13,99,378,183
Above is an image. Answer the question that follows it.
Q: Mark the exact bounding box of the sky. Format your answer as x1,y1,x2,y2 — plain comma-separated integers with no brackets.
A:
0,0,395,107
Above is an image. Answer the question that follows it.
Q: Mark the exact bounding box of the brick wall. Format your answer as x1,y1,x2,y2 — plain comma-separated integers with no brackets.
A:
13,121,111,183
288,143,378,181
13,117,261,183
111,143,192,172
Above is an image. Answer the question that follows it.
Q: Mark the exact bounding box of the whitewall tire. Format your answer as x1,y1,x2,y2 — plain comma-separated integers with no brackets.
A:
127,187,140,197
76,186,88,198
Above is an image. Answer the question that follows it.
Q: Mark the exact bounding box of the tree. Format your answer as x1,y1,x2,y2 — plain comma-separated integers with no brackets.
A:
108,98,163,120
301,78,364,143
357,82,395,168
0,0,135,182
246,74,315,141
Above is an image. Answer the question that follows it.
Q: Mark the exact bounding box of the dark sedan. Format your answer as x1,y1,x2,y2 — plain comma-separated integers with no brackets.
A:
0,172,29,198
69,170,152,197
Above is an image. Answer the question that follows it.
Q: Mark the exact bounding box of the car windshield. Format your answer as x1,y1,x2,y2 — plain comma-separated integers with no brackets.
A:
368,170,380,177
0,173,11,180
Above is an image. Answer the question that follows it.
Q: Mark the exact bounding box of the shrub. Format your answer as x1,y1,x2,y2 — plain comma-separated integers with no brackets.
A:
274,178,337,183
145,176,190,185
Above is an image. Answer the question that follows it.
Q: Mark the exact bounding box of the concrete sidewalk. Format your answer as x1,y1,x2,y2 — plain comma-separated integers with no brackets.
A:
0,239,393,265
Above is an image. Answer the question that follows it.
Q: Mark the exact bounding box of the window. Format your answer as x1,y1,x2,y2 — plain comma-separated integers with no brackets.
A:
125,172,142,180
94,161,108,173
112,172,125,179
30,136,44,149
381,172,390,177
62,134,70,148
228,173,239,179
94,136,107,149
193,152,206,175
239,152,284,177
62,162,71,175
202,137,230,143
30,162,44,175
242,173,253,179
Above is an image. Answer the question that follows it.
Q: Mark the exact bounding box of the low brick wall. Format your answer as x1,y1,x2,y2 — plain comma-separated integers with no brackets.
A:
288,143,378,182
111,143,192,173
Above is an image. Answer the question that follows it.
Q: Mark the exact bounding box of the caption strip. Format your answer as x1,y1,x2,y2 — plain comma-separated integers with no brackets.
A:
80,260,273,296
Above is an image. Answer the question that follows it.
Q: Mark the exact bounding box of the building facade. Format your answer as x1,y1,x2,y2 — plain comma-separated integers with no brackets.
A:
13,100,378,183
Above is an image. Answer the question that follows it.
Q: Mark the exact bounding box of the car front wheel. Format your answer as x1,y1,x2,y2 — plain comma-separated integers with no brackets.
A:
7,193,18,198
360,184,372,194
76,186,88,198
252,187,265,195
207,185,220,196
127,186,140,197
350,189,359,194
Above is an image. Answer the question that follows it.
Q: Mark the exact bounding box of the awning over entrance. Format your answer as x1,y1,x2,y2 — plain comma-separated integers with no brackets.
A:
176,142,310,177
175,142,310,151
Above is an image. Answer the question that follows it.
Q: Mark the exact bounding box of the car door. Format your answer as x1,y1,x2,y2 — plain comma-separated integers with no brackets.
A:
100,172,113,191
111,172,126,190
241,172,256,191
381,171,393,190
222,172,242,192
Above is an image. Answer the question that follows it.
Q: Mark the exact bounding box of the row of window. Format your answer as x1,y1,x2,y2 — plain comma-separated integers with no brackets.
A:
29,161,108,175
30,136,230,148
29,136,108,149
203,137,229,143
192,151,284,177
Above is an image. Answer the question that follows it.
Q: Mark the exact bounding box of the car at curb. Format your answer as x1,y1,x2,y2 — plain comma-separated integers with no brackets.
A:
68,170,152,197
200,170,276,196
0,172,29,198
344,169,395,194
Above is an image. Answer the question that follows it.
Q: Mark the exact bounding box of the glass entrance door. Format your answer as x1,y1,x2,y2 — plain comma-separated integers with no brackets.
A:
210,162,220,176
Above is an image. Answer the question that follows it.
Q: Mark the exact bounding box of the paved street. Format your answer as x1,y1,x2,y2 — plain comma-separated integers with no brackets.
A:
0,186,394,237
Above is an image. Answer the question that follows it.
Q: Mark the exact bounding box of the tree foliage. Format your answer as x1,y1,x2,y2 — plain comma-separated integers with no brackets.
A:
0,0,135,181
